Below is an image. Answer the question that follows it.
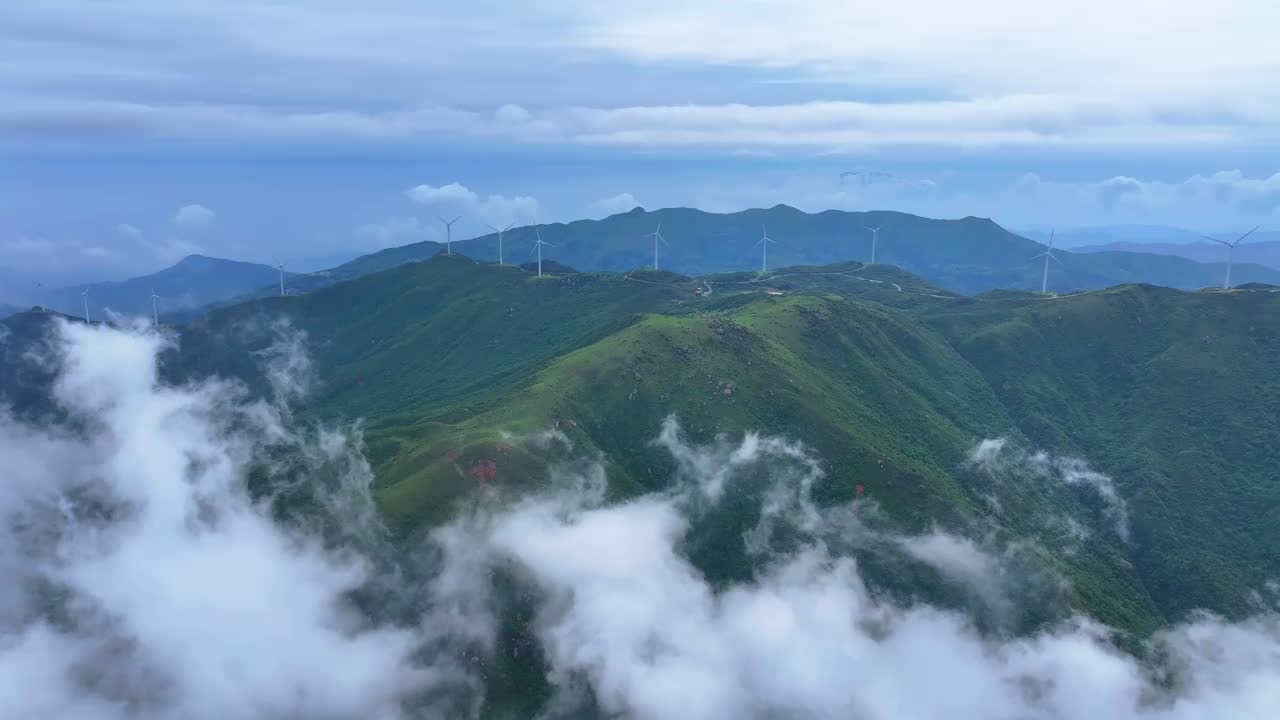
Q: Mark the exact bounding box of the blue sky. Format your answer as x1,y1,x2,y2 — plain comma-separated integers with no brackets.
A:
3,0,1279,282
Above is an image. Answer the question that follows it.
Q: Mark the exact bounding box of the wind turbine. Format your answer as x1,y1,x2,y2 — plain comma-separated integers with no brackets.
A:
438,216,462,256
532,229,556,278
1202,226,1258,290
1032,230,1062,294
754,225,777,274
863,224,885,264
486,222,515,265
276,261,286,297
645,223,668,270
150,289,160,326
81,288,91,323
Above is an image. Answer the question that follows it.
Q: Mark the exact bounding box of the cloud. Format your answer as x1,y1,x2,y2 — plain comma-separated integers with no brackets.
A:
969,437,1131,541
428,419,1280,718
5,326,1280,718
0,320,428,718
405,182,541,228
170,204,216,228
117,222,204,264
590,192,643,218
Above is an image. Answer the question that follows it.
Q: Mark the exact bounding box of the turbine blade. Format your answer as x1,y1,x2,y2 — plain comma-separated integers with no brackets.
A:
1237,225,1259,244
1204,236,1232,247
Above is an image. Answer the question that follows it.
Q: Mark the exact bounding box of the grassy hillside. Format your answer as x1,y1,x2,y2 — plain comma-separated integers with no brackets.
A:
922,284,1280,619
4,256,1276,639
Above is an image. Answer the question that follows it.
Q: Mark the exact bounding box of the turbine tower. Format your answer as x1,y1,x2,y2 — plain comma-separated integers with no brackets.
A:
150,290,160,326
532,229,556,278
645,223,668,270
438,216,462,256
276,262,286,297
1031,230,1061,294
1202,226,1258,290
863,224,884,264
754,225,777,273
486,222,515,265
81,288,90,323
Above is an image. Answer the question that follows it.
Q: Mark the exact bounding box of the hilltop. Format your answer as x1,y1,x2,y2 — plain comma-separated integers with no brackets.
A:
264,207,1280,302
27,255,296,320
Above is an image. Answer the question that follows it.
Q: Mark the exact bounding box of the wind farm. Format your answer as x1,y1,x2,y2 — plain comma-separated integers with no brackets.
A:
1203,226,1259,289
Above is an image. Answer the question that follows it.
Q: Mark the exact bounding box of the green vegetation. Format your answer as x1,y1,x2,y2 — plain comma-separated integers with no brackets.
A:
3,254,1277,640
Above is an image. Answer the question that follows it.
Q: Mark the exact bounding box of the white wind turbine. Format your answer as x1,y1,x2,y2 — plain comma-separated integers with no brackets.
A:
486,222,515,265
754,225,777,274
1031,230,1062,294
645,223,668,270
863,224,885,264
438,216,462,256
1202,226,1258,290
81,288,91,323
150,289,161,326
276,261,287,297
532,229,556,278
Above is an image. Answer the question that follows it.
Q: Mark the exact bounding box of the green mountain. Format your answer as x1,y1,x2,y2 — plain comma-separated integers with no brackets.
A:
5,256,1277,640
32,255,295,319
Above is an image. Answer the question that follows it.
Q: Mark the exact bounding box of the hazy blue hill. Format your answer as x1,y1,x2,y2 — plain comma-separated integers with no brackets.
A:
0,303,22,319
36,255,295,319
298,207,1280,298
1074,239,1280,271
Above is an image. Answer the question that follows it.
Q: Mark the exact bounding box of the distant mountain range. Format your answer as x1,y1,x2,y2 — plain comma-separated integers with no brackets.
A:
1072,239,1280,270
273,206,1279,297
21,255,296,320
7,211,1276,322
1021,226,1280,270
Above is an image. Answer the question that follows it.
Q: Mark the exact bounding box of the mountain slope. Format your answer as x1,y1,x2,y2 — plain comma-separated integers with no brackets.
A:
922,283,1280,619
4,256,1276,639
34,255,294,319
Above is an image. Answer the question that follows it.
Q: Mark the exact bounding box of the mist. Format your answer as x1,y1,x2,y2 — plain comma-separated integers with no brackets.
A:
2,321,1278,719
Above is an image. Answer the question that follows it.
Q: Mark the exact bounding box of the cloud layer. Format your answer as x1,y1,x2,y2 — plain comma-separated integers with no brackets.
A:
2,323,1279,718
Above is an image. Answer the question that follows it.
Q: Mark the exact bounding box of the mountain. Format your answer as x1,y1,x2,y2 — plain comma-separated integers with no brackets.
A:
266,207,1280,300
8,254,1254,635
1021,225,1206,248
0,303,22,319
1072,239,1280,270
5,254,1279,705
32,255,295,319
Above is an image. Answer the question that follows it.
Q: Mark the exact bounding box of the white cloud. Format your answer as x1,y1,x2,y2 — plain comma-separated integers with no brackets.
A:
431,419,1280,718
1003,170,1280,226
171,203,216,228
406,182,540,228
5,333,1280,719
970,438,1131,541
590,192,643,218
117,222,204,264
0,321,428,718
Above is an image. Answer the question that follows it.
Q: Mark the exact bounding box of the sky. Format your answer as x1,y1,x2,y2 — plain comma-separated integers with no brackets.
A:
3,0,1279,282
